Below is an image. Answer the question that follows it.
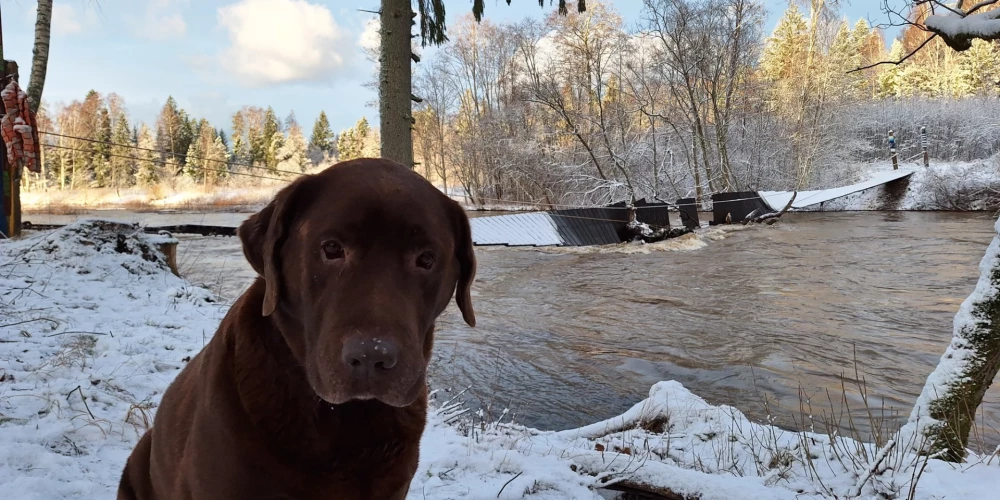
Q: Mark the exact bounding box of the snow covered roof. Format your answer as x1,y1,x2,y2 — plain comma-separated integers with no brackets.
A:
470,212,564,246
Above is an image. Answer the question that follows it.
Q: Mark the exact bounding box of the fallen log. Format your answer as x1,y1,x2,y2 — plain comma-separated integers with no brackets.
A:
750,191,796,224
741,208,760,225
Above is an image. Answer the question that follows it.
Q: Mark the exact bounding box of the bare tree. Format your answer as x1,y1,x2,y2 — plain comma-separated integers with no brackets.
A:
378,0,586,169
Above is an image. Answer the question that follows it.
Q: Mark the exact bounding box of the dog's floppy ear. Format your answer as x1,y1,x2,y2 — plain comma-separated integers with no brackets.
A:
238,176,312,316
450,199,477,327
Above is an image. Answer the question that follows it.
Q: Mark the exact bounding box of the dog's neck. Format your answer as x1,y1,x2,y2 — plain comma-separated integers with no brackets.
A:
227,279,427,469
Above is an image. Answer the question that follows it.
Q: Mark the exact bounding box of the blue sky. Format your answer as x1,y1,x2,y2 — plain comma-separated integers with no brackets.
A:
0,0,903,137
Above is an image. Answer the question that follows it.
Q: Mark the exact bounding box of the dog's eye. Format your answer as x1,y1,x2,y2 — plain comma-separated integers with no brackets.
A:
416,251,436,270
322,241,345,260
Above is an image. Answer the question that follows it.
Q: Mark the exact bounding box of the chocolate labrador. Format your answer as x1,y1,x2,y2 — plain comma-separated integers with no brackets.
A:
117,158,476,499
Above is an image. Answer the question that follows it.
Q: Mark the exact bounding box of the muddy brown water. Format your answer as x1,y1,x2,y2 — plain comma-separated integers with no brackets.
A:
25,210,1000,447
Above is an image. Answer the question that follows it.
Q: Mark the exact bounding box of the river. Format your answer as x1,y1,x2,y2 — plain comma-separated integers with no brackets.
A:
23,209,1000,448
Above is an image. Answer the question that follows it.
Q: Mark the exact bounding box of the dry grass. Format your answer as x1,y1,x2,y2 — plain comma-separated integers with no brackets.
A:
20,183,281,213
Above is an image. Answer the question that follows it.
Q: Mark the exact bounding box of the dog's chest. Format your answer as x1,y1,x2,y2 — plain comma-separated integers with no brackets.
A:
259,450,417,500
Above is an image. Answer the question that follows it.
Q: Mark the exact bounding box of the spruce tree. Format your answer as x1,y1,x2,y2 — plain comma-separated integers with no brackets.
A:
136,124,159,186
309,111,334,153
109,111,135,188
92,108,112,187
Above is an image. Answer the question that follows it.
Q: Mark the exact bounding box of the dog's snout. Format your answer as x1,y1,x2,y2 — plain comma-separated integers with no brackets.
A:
341,336,399,374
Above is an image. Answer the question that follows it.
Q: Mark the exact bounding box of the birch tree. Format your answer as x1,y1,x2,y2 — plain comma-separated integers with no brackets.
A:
27,0,53,113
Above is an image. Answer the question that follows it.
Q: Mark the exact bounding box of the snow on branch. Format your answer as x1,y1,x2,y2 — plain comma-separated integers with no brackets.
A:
925,1,1000,51
854,1,1000,72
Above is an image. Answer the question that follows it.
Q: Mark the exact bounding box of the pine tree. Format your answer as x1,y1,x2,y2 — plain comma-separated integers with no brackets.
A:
337,129,358,162
337,117,378,161
267,132,285,172
109,110,135,188
92,107,112,187
336,118,380,162
826,20,868,100
184,143,203,183
759,5,809,86
183,118,222,184
309,111,335,154
217,129,229,149
248,110,267,168
231,110,247,166
954,40,1000,97
209,134,230,184
758,5,810,117
263,107,281,170
156,96,183,166
176,112,196,172
278,121,309,173
853,20,884,98
878,40,908,97
136,124,159,186
337,117,373,162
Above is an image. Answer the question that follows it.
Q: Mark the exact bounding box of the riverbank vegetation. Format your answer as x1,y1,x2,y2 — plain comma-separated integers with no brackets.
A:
20,1,1000,211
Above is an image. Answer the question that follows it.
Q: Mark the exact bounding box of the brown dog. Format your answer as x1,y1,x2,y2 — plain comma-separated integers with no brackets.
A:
117,158,476,499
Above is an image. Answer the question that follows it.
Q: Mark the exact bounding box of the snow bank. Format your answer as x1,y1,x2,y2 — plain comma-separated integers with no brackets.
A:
1,221,998,499
0,220,219,499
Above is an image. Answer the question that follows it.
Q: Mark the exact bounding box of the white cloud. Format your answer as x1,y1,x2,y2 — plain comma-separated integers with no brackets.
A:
129,0,188,41
52,4,98,36
215,0,353,86
359,18,380,53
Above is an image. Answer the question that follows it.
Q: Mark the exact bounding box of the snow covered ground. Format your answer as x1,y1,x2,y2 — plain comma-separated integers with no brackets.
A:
1,221,999,499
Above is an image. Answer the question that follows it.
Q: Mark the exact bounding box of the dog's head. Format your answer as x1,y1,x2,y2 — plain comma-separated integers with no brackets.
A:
237,158,476,407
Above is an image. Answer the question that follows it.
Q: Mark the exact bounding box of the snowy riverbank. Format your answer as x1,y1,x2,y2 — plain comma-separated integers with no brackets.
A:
1,221,998,499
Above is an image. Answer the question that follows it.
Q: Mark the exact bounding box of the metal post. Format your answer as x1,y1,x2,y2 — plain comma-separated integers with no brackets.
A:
921,126,929,168
889,130,898,171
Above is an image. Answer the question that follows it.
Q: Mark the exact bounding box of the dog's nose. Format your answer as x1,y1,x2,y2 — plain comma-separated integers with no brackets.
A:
341,336,399,374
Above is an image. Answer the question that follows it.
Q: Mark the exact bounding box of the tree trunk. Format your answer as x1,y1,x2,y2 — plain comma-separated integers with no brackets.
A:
379,0,414,168
27,0,53,114
901,216,1000,462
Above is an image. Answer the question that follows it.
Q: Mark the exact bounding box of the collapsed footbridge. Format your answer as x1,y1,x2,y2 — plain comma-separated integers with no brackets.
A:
468,168,917,247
